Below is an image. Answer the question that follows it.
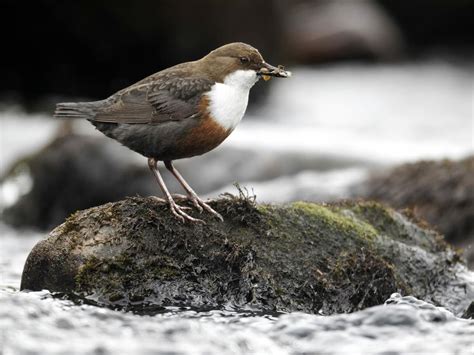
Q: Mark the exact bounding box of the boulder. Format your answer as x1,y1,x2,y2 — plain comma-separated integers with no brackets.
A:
284,0,404,63
355,156,474,268
20,194,472,316
1,134,156,230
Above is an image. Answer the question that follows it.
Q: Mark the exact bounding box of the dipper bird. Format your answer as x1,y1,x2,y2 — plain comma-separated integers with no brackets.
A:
54,42,291,223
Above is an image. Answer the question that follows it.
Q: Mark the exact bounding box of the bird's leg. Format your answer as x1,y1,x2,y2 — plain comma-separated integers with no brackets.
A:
147,158,204,224
164,161,224,222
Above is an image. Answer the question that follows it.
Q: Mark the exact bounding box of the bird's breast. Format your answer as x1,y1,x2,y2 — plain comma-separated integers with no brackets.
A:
205,70,256,131
171,96,231,158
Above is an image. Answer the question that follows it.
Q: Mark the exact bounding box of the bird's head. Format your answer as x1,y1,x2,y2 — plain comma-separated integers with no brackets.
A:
201,42,291,88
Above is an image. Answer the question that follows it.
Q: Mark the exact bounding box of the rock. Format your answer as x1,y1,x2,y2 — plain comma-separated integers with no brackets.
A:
354,156,474,268
462,301,474,319
284,0,404,63
1,134,156,230
376,0,474,50
20,194,472,316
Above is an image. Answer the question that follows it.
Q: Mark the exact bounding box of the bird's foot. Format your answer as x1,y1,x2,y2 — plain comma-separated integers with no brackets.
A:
168,199,205,224
149,194,221,222
150,195,201,222
188,195,224,222
150,195,190,210
172,194,223,222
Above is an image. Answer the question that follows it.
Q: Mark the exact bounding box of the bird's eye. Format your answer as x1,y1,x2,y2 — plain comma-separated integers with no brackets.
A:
240,57,249,64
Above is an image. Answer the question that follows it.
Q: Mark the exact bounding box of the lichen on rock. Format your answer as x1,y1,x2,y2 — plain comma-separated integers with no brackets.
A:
20,192,472,316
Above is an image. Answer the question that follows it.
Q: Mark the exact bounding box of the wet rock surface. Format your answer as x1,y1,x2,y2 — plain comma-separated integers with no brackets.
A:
21,194,472,316
355,156,474,267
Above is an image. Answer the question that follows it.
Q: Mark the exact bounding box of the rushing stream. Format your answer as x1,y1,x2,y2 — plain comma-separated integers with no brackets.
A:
1,226,473,354
1,61,473,354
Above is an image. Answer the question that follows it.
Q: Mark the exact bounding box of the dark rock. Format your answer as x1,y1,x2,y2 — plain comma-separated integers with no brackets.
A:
377,0,474,51
284,0,404,63
354,156,474,268
1,134,156,230
20,195,472,316
462,301,474,319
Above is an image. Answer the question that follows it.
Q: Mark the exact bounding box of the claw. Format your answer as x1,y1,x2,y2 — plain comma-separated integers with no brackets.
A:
202,203,223,221
169,200,205,224
190,197,204,213
177,194,222,221
172,194,203,213
170,206,185,223
195,198,224,221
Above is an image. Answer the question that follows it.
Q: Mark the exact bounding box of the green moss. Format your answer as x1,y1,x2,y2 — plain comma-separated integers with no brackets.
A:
75,256,102,290
349,201,397,232
291,201,378,241
59,211,82,235
256,204,272,214
153,266,180,278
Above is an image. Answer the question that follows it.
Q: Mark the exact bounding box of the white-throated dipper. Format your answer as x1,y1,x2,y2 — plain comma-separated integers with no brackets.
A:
54,42,291,223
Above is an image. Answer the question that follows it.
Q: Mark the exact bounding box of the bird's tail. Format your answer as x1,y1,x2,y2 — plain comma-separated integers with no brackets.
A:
53,101,102,120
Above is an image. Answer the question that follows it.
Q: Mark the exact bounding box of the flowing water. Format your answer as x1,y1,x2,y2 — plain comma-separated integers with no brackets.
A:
1,60,473,354
1,226,473,354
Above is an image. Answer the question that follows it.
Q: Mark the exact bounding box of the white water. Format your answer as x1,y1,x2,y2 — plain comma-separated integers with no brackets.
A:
1,226,473,355
234,61,473,163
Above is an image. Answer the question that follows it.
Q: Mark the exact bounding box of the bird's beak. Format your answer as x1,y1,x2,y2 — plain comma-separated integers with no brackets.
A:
257,62,291,81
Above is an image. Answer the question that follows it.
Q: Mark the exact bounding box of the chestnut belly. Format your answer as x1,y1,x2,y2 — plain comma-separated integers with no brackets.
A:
90,116,231,161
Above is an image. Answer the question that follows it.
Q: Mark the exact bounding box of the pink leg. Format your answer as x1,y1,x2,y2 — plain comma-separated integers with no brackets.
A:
147,158,204,224
164,161,224,222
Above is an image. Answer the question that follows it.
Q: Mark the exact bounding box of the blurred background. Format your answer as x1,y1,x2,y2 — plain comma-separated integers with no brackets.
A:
1,0,473,265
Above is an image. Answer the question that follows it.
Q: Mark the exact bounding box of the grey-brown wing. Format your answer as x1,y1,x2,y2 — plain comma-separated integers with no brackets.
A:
91,76,214,124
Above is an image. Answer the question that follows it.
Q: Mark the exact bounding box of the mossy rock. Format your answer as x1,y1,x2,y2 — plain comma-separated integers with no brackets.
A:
20,194,472,315
356,156,474,268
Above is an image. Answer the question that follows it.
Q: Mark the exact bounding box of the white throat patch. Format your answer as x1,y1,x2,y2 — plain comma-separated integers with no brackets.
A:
206,70,258,131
